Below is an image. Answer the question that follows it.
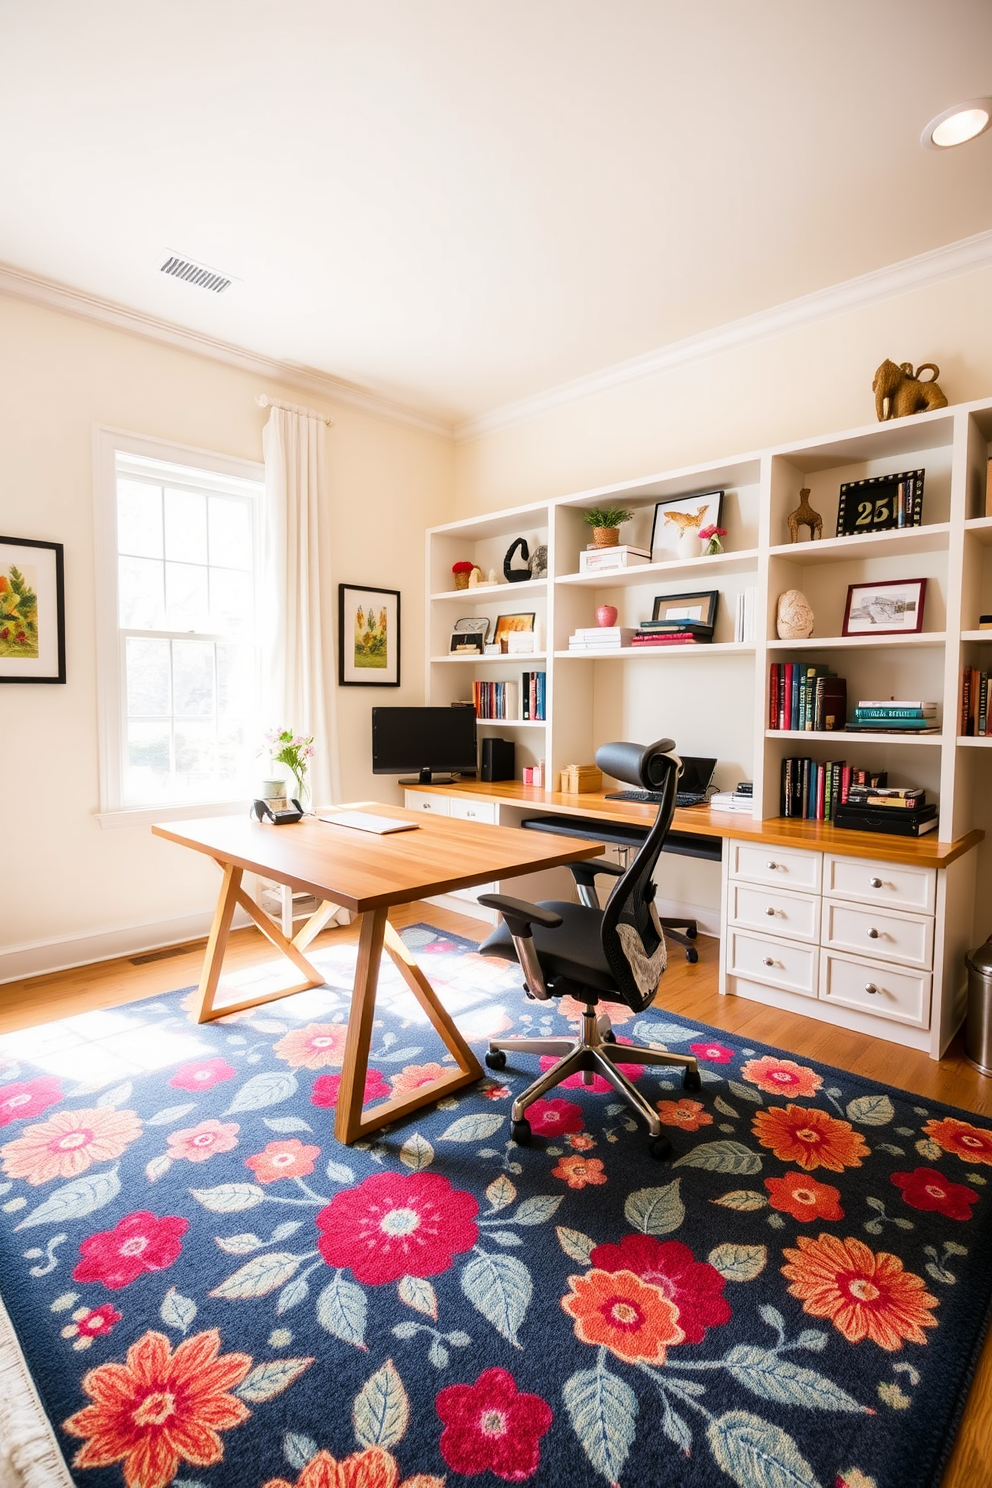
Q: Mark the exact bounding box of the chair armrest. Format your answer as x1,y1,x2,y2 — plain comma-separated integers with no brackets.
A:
570,857,623,889
477,895,563,937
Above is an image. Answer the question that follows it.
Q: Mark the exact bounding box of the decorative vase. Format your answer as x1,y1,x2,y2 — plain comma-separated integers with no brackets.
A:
679,529,700,559
702,535,724,555
453,572,470,590
291,773,310,810
592,527,620,548
776,590,815,640
596,604,619,628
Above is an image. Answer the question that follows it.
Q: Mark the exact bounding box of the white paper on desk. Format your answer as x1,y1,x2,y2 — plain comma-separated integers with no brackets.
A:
319,812,419,834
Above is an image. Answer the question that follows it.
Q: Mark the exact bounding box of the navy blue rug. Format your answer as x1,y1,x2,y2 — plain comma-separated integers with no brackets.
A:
1,924,990,1488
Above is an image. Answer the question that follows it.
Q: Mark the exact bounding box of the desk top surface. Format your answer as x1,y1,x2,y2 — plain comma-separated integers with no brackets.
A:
152,803,603,912
408,780,983,869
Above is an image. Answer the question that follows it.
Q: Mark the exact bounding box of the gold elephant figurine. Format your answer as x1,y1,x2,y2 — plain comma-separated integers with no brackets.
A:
873,359,948,421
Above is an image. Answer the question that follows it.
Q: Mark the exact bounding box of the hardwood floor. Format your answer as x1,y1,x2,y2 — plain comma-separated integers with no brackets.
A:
2,905,990,1486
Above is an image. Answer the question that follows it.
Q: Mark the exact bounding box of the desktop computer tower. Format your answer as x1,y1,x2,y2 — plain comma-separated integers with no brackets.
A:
480,737,515,782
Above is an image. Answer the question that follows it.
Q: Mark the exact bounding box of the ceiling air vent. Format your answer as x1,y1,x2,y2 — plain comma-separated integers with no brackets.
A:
159,253,233,294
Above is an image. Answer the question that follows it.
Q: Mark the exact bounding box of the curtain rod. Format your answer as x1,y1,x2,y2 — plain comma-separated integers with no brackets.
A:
256,394,334,426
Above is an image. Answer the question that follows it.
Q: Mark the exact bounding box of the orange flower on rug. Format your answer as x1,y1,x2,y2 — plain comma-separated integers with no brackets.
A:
922,1115,992,1167
741,1054,823,1099
0,1105,143,1185
262,1444,444,1488
782,1233,939,1350
274,1023,347,1069
562,1268,685,1364
753,1103,870,1172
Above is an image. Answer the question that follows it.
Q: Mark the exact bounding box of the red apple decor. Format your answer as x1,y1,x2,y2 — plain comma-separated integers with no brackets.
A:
595,604,618,627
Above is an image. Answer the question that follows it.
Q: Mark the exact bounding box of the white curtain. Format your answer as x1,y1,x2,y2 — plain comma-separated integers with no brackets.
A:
261,403,343,818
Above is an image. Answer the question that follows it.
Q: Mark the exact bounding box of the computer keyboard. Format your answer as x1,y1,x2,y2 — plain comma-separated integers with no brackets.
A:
606,790,708,808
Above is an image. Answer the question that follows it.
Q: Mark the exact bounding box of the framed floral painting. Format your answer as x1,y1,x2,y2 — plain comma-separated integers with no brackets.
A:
338,584,401,686
0,535,65,683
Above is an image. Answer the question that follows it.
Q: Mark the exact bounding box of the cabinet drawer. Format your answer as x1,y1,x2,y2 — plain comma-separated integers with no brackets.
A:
823,853,936,914
730,841,821,893
448,797,499,825
404,792,450,815
728,883,820,943
729,930,819,998
820,951,931,1029
821,900,934,970
451,880,498,902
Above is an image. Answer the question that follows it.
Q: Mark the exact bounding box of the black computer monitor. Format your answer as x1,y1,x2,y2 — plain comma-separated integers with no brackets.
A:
372,707,478,785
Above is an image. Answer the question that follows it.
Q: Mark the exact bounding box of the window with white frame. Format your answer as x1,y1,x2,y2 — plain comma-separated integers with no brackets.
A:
96,434,264,812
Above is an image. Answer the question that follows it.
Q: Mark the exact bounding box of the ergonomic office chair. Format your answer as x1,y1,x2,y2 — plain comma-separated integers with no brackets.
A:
477,739,702,1160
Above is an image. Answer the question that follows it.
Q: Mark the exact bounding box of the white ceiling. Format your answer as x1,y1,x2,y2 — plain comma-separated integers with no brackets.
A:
2,1,991,429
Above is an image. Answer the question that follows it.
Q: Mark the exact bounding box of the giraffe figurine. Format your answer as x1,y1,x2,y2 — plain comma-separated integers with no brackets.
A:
787,488,822,543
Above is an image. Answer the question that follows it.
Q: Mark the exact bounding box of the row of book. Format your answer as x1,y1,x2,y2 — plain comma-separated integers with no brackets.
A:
780,759,937,834
469,671,547,721
769,663,847,732
733,588,757,645
960,668,992,735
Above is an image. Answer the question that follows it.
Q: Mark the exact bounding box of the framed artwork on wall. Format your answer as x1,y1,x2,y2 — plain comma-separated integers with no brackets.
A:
650,491,724,560
842,577,927,637
338,584,401,686
0,535,65,683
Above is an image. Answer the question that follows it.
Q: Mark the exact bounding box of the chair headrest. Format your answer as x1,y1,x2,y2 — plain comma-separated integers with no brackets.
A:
595,739,679,791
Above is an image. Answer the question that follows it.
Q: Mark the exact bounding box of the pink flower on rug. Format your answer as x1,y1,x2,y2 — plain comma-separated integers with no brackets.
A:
689,1040,734,1063
482,1085,512,1101
741,1054,823,1099
316,1171,478,1285
557,996,634,1026
74,1211,189,1290
436,1367,552,1481
1,1107,143,1186
245,1139,320,1183
525,1098,584,1136
168,1058,237,1092
166,1119,240,1164
273,1023,347,1070
0,1076,64,1126
539,1042,643,1092
390,1063,447,1094
589,1234,731,1344
311,1069,390,1108
567,1132,597,1151
61,1303,122,1351
890,1166,979,1221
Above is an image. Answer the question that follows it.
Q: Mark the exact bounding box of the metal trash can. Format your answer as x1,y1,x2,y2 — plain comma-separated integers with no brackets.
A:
965,934,992,1076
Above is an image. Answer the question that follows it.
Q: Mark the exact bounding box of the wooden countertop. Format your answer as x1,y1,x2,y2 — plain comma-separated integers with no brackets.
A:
408,780,983,869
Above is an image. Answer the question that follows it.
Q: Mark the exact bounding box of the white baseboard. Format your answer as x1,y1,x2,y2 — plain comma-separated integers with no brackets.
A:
0,908,251,986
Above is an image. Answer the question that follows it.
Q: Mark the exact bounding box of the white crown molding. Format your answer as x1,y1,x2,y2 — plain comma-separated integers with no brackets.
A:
455,229,992,442
0,261,454,440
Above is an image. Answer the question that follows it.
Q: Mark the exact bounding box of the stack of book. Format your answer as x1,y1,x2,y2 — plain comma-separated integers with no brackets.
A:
708,790,753,813
734,588,756,644
472,680,519,720
780,761,888,822
578,544,651,575
631,619,714,648
769,663,847,732
567,626,636,652
846,700,939,734
835,785,938,838
960,669,991,736
520,670,546,720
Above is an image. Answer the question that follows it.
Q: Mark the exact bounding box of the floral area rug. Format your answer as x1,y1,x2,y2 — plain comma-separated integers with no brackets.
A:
1,924,992,1488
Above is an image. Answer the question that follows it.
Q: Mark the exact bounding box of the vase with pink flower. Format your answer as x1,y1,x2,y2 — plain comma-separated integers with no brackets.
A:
266,726,316,810
699,525,727,556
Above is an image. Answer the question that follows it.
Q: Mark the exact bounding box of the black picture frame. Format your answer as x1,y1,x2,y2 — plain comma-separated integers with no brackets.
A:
0,535,65,684
449,631,484,655
338,584,401,686
651,590,719,628
836,469,925,537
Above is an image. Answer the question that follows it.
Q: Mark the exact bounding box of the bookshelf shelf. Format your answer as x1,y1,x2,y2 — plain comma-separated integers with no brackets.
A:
957,736,992,747
554,643,753,659
961,630,992,641
430,653,547,664
768,524,951,565
474,718,546,728
963,517,992,546
432,579,548,601
767,633,946,652
766,729,942,746
557,547,761,587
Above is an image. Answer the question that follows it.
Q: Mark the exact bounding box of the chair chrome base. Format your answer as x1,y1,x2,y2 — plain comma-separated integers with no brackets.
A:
487,1006,700,1140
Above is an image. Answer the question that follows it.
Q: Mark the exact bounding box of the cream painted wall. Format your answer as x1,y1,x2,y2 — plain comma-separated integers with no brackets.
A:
0,294,452,975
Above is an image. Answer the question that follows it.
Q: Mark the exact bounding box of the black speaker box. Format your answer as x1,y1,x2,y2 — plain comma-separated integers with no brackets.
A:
480,737,516,782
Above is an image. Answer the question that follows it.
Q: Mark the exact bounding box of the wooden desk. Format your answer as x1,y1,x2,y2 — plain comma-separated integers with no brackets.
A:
152,805,602,1143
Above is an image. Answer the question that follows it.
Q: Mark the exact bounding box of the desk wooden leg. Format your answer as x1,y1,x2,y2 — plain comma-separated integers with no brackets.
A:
192,863,242,1023
335,908,388,1144
382,919,483,1085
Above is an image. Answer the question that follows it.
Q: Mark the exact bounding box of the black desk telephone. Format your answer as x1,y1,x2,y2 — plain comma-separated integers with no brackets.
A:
253,798,305,824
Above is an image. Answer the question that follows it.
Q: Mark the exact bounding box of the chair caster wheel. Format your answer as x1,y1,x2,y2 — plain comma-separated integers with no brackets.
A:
685,947,699,963
685,925,698,940
683,1067,702,1092
485,1050,507,1071
650,1135,673,1161
604,1030,617,1043
511,1119,532,1145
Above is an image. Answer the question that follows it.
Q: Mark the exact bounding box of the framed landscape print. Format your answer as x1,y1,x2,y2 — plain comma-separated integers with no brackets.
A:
0,535,65,683
842,577,927,637
338,584,401,686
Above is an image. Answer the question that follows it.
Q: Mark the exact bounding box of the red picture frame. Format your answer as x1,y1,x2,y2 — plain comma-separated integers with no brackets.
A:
841,577,927,638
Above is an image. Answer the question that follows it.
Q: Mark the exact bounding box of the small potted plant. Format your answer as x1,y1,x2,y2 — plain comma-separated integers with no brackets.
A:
583,505,634,549
699,524,727,556
451,560,475,590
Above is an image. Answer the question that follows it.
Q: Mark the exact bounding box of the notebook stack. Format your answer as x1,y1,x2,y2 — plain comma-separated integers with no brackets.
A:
845,700,939,734
630,619,714,648
578,545,651,575
567,626,636,651
834,784,938,837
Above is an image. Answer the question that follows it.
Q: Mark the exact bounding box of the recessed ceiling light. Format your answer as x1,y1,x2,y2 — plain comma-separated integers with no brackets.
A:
921,97,992,150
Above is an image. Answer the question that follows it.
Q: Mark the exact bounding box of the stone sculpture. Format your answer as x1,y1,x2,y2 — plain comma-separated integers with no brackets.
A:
776,589,814,640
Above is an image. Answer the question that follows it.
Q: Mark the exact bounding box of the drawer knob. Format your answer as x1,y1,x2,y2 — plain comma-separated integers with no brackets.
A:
867,927,880,939
765,906,776,916
766,861,778,870
865,983,879,995
762,956,776,967
869,877,883,889
466,811,476,818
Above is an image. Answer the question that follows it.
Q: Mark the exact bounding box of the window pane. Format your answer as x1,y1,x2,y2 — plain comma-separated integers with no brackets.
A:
218,721,250,784
117,480,163,558
173,641,215,717
125,637,171,716
119,556,165,628
125,721,172,803
217,644,255,715
165,562,209,631
210,568,253,636
164,488,208,564
209,496,253,571
175,721,216,787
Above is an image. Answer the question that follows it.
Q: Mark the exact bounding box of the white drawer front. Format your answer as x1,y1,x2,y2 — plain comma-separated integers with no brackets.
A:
404,792,451,815
821,900,934,970
448,797,499,825
729,883,820,943
730,841,821,893
729,931,819,998
820,951,931,1029
451,880,498,902
823,853,936,914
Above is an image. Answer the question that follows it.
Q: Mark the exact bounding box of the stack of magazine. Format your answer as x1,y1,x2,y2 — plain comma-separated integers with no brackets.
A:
631,619,714,648
834,784,937,837
846,700,939,734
